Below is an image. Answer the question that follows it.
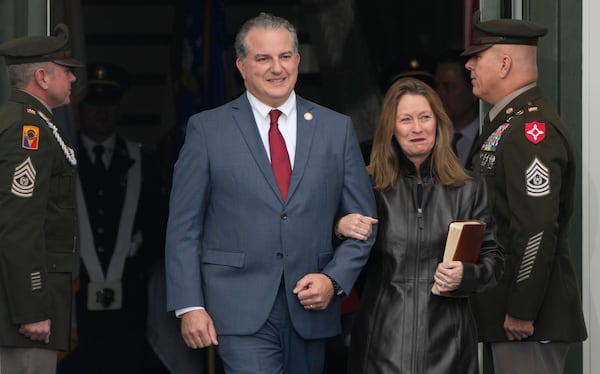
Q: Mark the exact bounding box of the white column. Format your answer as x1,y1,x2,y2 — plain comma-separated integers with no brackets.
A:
581,0,599,372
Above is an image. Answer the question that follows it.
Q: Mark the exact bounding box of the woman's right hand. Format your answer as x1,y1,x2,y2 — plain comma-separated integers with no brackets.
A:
336,213,378,241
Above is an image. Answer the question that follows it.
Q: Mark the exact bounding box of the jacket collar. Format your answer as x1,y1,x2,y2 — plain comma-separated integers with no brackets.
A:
10,88,53,118
394,140,433,179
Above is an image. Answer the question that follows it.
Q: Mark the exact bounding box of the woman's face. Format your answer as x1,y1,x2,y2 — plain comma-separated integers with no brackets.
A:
393,93,437,167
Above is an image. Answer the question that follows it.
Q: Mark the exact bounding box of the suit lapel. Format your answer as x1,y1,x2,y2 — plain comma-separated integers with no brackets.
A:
230,95,285,202
286,97,317,202
230,94,318,204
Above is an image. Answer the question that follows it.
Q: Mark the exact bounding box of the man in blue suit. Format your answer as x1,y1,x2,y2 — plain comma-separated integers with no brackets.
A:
165,12,377,374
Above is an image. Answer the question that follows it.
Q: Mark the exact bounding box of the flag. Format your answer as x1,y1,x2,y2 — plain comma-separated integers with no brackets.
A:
464,0,480,49
175,0,226,151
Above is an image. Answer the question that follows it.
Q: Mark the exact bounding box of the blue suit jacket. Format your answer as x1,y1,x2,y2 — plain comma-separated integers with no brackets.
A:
165,93,376,339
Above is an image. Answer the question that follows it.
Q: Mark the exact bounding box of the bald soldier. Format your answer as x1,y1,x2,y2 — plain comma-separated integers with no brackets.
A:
463,16,587,373
0,25,82,374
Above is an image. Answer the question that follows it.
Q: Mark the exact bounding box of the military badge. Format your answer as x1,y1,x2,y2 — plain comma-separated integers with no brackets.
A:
525,121,546,144
88,281,123,310
479,151,496,174
525,157,550,197
11,157,36,197
22,125,40,150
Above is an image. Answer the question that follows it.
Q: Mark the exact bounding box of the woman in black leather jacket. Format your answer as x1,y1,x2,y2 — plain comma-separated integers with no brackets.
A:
340,78,504,374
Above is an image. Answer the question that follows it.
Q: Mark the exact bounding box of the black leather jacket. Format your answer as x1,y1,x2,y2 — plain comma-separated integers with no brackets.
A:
349,153,504,374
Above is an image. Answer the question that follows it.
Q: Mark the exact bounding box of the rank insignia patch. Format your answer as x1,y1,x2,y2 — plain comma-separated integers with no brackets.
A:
525,121,546,144
525,157,550,197
11,157,36,197
22,125,40,150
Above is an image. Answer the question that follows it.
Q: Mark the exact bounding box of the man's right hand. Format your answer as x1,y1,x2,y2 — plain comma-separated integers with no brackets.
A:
19,319,51,343
503,314,534,341
181,309,218,348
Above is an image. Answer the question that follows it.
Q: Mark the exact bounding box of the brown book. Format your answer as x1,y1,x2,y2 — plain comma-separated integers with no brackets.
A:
431,220,485,296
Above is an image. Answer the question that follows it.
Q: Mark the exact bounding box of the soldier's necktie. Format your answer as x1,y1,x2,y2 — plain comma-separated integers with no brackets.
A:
268,109,291,201
483,114,491,128
92,144,106,173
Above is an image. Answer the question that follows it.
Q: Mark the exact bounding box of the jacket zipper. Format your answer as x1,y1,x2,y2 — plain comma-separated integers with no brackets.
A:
412,181,424,372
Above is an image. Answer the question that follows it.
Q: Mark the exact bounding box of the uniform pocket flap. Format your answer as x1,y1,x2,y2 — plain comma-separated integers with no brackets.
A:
46,252,76,273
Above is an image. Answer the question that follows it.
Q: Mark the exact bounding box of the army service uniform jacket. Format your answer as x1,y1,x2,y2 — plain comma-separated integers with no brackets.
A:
0,89,77,351
468,86,587,343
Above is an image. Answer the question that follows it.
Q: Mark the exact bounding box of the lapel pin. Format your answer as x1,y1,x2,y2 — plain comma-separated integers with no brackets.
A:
304,112,313,121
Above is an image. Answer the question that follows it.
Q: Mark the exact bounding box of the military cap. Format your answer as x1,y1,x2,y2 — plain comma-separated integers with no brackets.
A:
386,54,434,88
462,15,548,57
0,24,83,67
84,63,130,104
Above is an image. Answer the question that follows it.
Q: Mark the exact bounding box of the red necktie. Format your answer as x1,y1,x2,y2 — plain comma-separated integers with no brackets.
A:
268,109,291,200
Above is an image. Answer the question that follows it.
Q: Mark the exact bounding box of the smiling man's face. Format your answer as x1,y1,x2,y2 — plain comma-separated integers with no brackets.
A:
236,27,300,108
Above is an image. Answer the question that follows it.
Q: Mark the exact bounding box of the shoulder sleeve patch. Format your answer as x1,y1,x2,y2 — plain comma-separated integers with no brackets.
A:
525,121,546,144
22,125,40,150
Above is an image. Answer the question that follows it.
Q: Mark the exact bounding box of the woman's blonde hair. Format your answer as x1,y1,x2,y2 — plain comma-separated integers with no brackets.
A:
368,77,472,191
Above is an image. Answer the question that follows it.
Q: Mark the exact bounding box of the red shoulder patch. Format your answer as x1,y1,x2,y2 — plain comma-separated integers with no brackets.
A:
525,121,546,144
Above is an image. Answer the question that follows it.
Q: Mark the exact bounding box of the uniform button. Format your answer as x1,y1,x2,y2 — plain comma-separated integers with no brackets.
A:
97,227,104,234
97,190,104,197
98,246,104,253
281,214,288,220
98,208,104,216
276,252,283,259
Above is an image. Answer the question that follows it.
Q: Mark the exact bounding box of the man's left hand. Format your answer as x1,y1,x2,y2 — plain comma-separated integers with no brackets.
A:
293,273,334,311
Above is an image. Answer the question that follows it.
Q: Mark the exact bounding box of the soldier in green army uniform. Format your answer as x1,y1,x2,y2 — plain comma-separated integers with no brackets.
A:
462,15,588,373
0,24,83,373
